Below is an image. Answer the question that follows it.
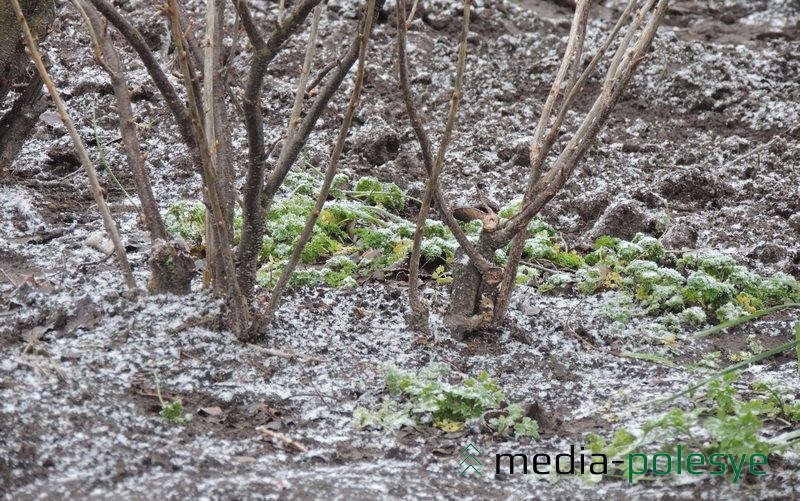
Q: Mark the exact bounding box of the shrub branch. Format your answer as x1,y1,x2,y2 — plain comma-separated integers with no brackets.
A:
166,0,251,336
11,0,136,290
406,0,476,317
396,0,497,322
73,0,168,242
492,0,669,324
261,0,378,328
235,0,324,298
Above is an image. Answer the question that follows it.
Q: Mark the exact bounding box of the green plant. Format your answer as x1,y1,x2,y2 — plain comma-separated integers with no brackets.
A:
589,371,798,483
164,172,800,346
353,176,406,211
488,403,540,438
154,372,192,426
353,363,538,437
432,265,453,285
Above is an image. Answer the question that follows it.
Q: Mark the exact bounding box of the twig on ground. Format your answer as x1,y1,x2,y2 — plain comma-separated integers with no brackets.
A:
0,268,18,287
519,260,568,276
248,343,324,364
255,426,309,453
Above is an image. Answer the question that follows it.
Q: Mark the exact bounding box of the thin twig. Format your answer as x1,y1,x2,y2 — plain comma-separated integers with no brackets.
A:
247,343,324,363
395,0,494,282
75,0,168,241
87,0,200,167
286,3,323,145
262,0,378,326
12,0,136,290
0,268,18,287
722,124,798,171
492,0,668,324
526,0,593,195
305,59,336,94
407,0,472,315
405,0,421,27
255,426,309,453
90,104,139,212
537,0,638,182
167,0,251,337
520,260,565,276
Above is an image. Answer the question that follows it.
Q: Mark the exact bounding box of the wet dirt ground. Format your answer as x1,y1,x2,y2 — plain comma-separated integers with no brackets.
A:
2,0,800,498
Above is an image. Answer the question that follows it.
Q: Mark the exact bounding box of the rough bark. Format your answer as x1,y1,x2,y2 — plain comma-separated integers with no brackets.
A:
0,72,46,169
444,232,501,338
148,240,196,295
0,0,53,168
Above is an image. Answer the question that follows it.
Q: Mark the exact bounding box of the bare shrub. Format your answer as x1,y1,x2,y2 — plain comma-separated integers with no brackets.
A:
398,0,670,336
12,0,668,342
13,0,380,340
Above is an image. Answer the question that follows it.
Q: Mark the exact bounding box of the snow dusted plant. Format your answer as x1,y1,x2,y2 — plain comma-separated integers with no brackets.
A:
397,0,671,336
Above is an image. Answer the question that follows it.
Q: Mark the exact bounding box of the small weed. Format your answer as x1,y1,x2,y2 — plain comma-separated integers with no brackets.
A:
488,403,540,438
154,372,192,426
432,265,453,285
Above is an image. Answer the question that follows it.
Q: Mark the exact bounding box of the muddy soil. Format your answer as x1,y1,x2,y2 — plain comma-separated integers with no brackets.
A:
1,0,800,498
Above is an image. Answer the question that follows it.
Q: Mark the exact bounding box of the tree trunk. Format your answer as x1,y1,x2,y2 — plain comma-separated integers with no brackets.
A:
444,232,501,339
0,0,54,168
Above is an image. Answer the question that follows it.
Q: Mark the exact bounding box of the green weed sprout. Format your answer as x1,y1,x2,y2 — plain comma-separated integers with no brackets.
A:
154,371,192,426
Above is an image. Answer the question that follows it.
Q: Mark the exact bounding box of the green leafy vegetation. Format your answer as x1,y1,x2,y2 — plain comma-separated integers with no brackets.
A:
165,168,471,289
353,363,538,437
555,234,799,333
163,173,800,333
154,372,192,426
588,372,799,482
488,403,540,438
164,200,206,246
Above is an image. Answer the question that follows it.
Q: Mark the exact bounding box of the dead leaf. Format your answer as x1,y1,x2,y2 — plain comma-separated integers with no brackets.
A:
360,248,381,261
452,206,487,222
198,406,223,417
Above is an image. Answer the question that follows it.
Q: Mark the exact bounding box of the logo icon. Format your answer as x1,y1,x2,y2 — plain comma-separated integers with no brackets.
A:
459,443,483,476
